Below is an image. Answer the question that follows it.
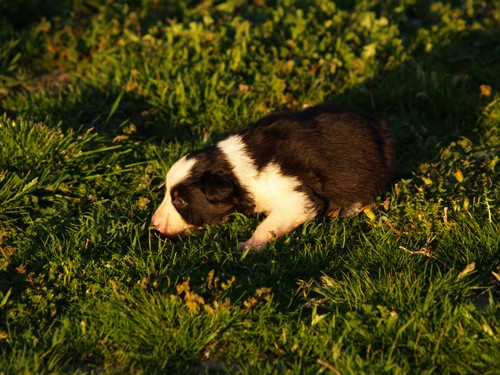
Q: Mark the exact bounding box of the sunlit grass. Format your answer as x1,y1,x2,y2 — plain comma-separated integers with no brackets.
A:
1,0,499,373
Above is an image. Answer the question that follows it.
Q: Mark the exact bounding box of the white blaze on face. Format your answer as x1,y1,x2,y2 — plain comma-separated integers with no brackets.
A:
151,156,197,236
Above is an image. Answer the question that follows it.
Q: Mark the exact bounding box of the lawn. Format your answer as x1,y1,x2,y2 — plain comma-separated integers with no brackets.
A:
0,0,499,373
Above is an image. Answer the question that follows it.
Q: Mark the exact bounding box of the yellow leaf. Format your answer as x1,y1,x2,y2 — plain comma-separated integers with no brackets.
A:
454,170,464,182
362,43,377,59
244,296,258,309
422,177,433,185
383,198,390,211
112,135,129,143
482,323,494,336
458,262,475,279
176,278,191,295
363,207,376,221
463,198,469,211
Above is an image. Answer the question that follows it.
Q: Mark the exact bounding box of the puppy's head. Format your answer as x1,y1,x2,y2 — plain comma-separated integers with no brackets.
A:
151,149,252,238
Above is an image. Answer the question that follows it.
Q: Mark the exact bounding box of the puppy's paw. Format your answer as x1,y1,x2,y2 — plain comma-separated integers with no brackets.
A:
237,240,266,252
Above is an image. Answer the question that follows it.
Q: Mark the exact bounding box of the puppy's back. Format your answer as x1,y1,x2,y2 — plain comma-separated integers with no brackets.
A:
240,104,394,214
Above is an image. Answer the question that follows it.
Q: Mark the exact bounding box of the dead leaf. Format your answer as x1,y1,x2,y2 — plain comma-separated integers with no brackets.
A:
480,84,492,97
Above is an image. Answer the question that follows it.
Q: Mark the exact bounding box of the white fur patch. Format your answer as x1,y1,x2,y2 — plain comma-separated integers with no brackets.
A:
218,135,307,213
151,156,197,236
218,135,317,250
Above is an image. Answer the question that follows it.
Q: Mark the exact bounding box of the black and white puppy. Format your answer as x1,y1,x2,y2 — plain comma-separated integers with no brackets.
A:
151,104,394,251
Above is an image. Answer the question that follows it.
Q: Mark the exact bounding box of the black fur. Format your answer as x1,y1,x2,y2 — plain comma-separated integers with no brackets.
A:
172,147,254,225
239,104,394,216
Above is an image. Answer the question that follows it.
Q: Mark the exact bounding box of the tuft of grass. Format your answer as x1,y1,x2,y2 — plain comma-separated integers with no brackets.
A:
1,0,499,373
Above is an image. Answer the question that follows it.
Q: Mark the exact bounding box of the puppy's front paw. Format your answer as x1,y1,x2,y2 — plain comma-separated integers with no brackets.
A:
237,240,266,252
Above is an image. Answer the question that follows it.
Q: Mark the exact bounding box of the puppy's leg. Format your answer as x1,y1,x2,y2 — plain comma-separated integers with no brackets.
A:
238,204,317,251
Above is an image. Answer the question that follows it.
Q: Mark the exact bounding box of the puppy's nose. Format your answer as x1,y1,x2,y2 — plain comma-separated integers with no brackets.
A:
151,215,160,229
150,216,172,237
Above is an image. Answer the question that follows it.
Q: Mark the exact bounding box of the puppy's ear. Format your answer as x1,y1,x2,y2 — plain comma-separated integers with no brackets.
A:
201,172,234,203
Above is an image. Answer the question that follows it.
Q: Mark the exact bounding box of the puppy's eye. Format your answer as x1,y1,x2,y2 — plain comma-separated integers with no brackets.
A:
173,197,187,208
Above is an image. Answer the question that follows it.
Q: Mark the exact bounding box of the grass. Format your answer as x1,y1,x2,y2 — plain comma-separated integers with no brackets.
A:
0,0,499,373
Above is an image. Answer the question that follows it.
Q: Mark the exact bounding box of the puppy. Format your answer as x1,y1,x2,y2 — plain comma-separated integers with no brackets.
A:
151,104,394,251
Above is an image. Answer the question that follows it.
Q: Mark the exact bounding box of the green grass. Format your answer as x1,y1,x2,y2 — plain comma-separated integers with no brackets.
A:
1,0,499,373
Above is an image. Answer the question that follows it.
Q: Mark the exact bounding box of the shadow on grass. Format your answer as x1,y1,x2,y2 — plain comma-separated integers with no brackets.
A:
330,28,500,178
8,27,498,174
0,0,198,29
